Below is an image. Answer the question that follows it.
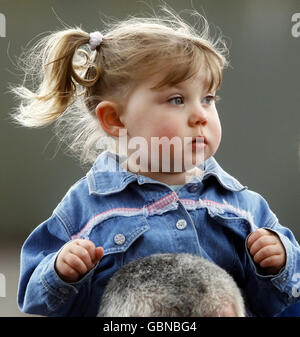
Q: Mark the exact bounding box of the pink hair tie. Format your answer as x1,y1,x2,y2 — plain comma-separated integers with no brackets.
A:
89,31,103,51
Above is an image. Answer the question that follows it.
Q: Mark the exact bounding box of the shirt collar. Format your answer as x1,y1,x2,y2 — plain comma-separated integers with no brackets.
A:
86,150,247,196
202,156,247,192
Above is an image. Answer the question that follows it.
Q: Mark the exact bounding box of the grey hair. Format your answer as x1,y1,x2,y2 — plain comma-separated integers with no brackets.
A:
97,253,245,317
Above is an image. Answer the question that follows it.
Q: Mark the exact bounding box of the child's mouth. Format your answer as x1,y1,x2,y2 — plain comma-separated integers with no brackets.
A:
191,136,206,144
190,136,207,151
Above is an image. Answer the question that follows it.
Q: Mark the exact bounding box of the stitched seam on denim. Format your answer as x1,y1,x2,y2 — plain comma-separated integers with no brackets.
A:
40,276,70,312
87,170,96,194
88,174,136,195
41,276,60,298
53,210,72,239
181,198,256,229
71,207,142,239
42,280,61,312
72,192,178,239
264,218,278,229
203,172,244,191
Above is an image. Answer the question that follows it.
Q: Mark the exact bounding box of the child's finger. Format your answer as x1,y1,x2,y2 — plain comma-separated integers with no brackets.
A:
247,228,272,249
259,254,283,269
248,235,276,256
58,262,80,282
252,245,282,264
76,239,97,262
64,253,88,275
69,244,94,270
94,246,104,263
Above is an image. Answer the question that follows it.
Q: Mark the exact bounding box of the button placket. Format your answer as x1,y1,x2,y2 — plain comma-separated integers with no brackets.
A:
175,200,203,255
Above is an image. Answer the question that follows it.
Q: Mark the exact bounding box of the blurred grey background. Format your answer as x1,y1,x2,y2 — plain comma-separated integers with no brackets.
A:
0,0,299,316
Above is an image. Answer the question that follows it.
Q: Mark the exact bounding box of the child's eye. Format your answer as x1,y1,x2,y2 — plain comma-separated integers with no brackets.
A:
202,95,216,105
168,96,184,105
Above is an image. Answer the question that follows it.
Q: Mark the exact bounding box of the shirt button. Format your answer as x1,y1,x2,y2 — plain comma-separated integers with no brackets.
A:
114,233,126,245
188,184,199,193
176,219,187,230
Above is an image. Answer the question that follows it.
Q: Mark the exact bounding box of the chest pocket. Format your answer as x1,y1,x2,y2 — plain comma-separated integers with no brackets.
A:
206,207,256,236
88,215,150,259
193,205,254,275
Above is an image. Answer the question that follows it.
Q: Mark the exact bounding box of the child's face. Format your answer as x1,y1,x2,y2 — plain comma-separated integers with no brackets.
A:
119,69,222,175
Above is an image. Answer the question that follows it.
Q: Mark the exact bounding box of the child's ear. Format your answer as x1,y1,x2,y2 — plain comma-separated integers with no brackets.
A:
96,101,125,137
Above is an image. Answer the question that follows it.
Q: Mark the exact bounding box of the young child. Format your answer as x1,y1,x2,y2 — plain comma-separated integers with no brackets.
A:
13,9,300,317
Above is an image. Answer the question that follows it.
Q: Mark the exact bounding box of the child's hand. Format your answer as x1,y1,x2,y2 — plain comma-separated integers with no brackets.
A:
247,228,286,275
55,239,104,283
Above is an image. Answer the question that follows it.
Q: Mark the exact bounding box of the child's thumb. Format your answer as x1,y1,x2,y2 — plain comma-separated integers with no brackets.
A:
95,246,104,262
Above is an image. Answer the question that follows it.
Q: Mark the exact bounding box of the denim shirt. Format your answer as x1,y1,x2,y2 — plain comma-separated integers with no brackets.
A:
18,150,300,317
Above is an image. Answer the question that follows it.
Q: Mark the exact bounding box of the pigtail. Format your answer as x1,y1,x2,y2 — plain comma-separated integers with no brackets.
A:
10,7,228,166
11,28,101,127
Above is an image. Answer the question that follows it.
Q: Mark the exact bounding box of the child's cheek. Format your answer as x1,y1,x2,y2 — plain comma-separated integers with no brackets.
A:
152,122,181,140
214,119,222,145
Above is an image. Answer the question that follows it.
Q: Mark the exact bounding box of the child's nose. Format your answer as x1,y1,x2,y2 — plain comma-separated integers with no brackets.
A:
188,104,208,127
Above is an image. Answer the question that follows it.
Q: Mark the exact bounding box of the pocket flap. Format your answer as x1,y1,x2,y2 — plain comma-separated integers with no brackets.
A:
87,216,150,256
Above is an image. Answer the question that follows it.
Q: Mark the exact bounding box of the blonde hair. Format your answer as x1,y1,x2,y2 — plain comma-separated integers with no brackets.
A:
11,8,228,165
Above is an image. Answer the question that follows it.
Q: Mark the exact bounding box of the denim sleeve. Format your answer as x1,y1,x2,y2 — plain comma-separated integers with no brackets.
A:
18,213,98,316
244,216,300,316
